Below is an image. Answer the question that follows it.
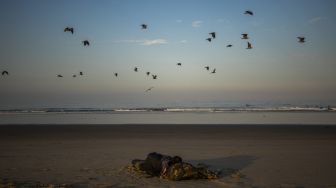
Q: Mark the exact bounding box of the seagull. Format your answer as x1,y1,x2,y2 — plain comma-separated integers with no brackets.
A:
244,10,254,16
226,44,233,47
205,66,210,71
177,62,182,66
114,73,118,77
141,24,147,29
64,27,74,34
82,40,90,46
211,68,216,74
57,74,63,78
152,75,157,79
247,42,253,49
206,38,212,42
73,74,77,78
2,71,9,76
241,34,249,39
209,32,216,39
297,37,305,43
145,87,154,92
146,72,150,76
79,71,83,76
134,67,138,72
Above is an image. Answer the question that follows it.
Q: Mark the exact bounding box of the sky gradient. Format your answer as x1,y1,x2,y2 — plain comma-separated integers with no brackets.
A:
0,0,336,108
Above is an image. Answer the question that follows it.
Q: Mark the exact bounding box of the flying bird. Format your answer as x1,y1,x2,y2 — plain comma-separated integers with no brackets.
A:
297,37,305,43
82,40,90,46
57,74,63,78
73,74,77,78
134,67,138,72
79,71,83,76
152,75,157,79
2,71,9,76
247,42,253,49
206,38,212,42
114,73,118,77
244,10,254,16
205,66,210,71
211,68,216,74
177,62,182,66
146,72,150,76
145,87,154,92
64,27,74,34
141,24,147,29
209,32,216,39
241,34,249,39
226,44,233,47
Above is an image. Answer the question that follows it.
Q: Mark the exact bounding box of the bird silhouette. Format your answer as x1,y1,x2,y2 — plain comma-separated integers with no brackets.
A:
152,75,157,79
226,44,233,47
134,67,138,72
209,32,216,39
2,71,9,76
177,62,182,66
297,37,305,43
244,10,254,16
211,68,216,74
146,72,150,76
205,66,210,71
57,74,63,78
82,40,90,46
141,24,147,29
64,27,74,34
114,73,118,77
73,74,77,78
247,42,253,49
241,34,249,39
206,38,212,42
145,87,154,92
79,72,83,76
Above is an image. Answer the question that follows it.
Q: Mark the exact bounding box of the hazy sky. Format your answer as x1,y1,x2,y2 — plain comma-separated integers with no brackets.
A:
0,0,336,108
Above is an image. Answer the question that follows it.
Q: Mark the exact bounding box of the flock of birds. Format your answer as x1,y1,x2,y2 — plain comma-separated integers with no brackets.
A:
1,10,307,92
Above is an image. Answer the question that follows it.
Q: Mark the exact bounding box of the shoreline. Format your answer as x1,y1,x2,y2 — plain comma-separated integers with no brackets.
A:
1,112,336,125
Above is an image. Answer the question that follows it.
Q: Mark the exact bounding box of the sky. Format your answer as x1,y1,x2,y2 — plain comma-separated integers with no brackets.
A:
0,0,336,108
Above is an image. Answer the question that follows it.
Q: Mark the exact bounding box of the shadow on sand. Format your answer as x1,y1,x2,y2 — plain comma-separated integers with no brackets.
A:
188,155,257,177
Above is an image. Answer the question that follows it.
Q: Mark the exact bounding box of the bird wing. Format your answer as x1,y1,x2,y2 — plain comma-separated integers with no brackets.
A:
245,11,253,15
146,87,154,92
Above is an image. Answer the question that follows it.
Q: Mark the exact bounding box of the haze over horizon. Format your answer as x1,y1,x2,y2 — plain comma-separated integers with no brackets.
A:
1,0,336,109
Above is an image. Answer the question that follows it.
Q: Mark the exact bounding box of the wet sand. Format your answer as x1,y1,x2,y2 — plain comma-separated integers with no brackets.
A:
1,124,336,188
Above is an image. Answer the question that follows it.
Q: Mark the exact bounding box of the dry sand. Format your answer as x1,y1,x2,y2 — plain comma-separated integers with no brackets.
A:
1,124,336,188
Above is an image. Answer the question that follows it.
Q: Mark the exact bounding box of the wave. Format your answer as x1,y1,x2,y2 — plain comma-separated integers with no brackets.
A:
0,105,335,114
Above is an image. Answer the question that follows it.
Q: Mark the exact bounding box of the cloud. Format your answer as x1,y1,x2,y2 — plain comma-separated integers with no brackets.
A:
180,40,187,44
115,39,167,46
176,19,183,23
308,17,325,24
142,39,168,46
192,20,203,27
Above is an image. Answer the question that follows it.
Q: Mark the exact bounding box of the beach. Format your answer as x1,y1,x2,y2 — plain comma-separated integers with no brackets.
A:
1,124,336,188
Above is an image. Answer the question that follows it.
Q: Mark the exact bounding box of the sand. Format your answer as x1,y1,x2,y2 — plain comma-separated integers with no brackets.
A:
1,124,336,188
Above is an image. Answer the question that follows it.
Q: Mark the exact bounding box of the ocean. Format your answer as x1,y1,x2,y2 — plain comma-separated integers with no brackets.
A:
0,105,335,124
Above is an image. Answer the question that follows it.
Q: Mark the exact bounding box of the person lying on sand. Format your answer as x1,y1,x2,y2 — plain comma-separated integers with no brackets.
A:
130,152,219,181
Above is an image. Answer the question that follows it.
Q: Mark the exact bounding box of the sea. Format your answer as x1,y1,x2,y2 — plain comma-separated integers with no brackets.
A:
0,104,335,124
